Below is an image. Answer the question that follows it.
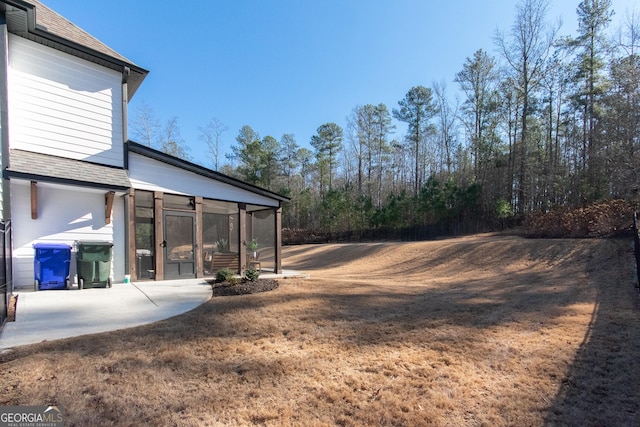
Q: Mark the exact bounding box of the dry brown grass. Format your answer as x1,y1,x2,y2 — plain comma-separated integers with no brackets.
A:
1,234,640,426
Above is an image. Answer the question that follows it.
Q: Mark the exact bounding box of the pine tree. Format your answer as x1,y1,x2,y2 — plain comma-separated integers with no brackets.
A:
393,86,436,196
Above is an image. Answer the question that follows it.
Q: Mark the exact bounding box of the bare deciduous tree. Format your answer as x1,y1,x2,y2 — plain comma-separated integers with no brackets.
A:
199,117,228,171
159,116,190,161
130,100,160,147
495,0,558,212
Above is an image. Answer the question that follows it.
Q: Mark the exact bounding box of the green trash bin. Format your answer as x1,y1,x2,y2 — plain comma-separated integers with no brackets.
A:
76,241,113,289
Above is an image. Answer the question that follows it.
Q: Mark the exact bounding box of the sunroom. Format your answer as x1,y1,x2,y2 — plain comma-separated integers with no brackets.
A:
127,142,289,281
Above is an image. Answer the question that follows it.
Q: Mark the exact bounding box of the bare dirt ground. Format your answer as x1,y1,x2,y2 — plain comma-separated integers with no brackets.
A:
1,234,639,426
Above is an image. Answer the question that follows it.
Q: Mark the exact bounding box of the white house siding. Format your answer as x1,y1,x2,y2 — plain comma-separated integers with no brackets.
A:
10,180,125,290
128,153,280,207
7,35,123,167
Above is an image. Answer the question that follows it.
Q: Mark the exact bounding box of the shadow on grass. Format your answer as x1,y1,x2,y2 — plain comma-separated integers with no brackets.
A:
281,242,392,270
0,239,615,346
5,238,602,339
544,241,640,426
2,237,639,425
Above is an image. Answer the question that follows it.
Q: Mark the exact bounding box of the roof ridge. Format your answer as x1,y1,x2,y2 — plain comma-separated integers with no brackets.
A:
25,0,139,66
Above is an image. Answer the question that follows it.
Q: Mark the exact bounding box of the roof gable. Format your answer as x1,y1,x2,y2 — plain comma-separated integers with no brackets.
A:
1,0,148,98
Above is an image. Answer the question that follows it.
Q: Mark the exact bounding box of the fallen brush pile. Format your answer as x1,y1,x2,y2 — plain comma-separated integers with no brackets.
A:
525,199,634,238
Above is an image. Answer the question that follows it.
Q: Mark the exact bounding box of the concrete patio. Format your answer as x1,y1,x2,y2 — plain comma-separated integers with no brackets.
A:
0,270,305,350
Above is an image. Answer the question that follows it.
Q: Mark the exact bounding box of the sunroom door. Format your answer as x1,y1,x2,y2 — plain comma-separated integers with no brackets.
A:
163,211,195,280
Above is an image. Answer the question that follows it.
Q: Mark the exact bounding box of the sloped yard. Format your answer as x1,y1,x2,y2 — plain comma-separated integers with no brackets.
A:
1,234,639,426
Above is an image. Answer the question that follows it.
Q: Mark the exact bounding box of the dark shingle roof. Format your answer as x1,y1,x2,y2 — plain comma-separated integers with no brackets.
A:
6,149,131,190
25,0,137,65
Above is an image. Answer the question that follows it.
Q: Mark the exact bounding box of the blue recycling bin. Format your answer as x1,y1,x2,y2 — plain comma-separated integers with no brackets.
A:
33,243,72,291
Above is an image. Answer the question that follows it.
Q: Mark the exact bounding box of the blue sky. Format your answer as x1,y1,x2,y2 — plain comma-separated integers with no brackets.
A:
44,0,638,169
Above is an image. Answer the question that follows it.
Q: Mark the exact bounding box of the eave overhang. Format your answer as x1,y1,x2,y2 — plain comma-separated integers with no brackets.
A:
127,141,291,205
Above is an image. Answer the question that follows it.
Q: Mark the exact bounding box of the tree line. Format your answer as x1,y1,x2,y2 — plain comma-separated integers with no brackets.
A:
132,0,640,239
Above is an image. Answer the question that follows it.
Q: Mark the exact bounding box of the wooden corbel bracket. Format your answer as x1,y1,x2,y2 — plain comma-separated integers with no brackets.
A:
105,191,115,224
31,181,37,219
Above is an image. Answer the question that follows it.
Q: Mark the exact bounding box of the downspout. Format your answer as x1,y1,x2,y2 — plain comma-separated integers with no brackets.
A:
122,66,130,276
0,14,9,219
0,13,14,295
122,66,130,168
